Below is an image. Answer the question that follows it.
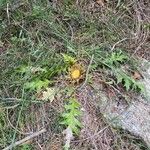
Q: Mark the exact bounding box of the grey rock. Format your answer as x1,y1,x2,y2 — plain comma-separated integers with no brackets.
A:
99,61,150,148
102,99,150,148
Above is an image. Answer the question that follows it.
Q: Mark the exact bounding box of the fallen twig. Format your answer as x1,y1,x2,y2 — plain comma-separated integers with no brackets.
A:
79,54,94,90
6,3,10,24
3,128,46,150
111,38,127,51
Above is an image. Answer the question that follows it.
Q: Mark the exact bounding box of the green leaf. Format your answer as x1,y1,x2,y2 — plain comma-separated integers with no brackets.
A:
24,79,49,91
20,144,32,150
105,51,128,66
116,70,144,92
116,73,123,84
61,98,82,135
16,65,30,74
124,77,131,91
62,53,76,65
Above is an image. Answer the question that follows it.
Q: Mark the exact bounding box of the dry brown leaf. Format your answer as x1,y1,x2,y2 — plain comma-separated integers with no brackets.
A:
42,88,55,102
132,71,142,80
36,88,56,102
95,0,105,6
30,67,46,74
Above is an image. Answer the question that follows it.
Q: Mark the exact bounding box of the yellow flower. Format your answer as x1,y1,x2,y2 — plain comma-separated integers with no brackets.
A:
68,63,85,83
71,69,81,79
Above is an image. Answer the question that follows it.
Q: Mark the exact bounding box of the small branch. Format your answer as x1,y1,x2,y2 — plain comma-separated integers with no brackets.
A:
111,38,127,51
3,128,46,150
4,104,19,109
66,22,74,42
79,55,94,89
5,2,25,11
6,3,10,24
72,125,110,143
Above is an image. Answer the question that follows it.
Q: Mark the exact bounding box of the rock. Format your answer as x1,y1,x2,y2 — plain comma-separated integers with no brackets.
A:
103,99,150,148
99,60,150,148
141,61,150,99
